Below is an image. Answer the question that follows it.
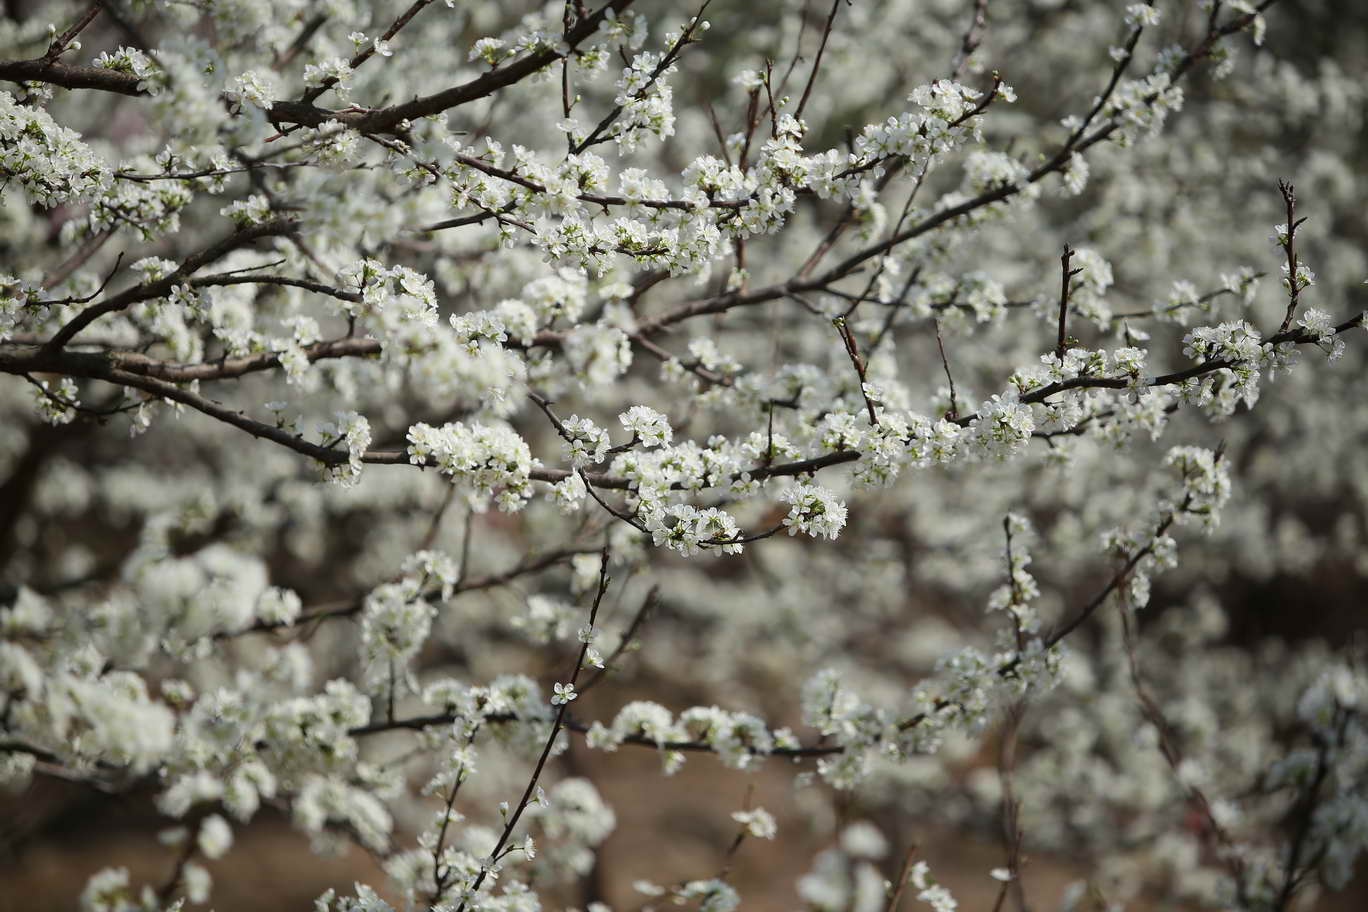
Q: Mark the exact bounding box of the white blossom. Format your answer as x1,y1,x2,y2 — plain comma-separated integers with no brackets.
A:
5,6,1368,910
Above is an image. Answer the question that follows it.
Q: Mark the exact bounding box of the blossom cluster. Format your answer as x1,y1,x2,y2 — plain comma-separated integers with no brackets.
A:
1,1,1365,910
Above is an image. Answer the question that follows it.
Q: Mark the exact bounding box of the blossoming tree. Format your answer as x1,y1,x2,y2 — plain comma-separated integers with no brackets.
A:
2,1,1367,910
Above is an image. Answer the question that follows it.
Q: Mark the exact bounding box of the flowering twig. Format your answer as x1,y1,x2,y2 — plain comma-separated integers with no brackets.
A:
45,218,299,350
572,0,713,153
452,548,613,910
0,56,143,96
299,0,435,106
1275,179,1309,333
264,0,639,136
576,585,659,697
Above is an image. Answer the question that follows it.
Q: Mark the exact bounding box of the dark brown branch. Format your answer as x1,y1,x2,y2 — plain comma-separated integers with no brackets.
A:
0,57,145,95
885,843,921,912
933,317,959,419
46,5,103,61
1055,244,1081,360
1060,3,1150,156
265,0,636,135
436,149,746,213
1042,499,1185,651
571,1,711,153
794,0,843,121
46,218,298,350
3,311,1357,499
994,702,1029,912
451,552,613,910
576,585,659,697
298,0,435,106
632,5,1277,338
350,709,843,758
950,0,989,80
234,546,598,638
1272,714,1345,911
118,336,380,383
273,13,328,72
1111,274,1266,320
833,315,878,425
1275,179,1308,334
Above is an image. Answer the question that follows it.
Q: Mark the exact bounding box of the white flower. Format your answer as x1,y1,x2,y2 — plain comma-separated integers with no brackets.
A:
551,682,578,705
469,37,507,65
220,194,272,227
256,587,302,626
840,821,887,858
1298,307,1344,359
197,814,233,859
1125,4,1161,28
406,421,535,510
319,411,370,487
0,91,109,207
80,867,132,911
551,472,588,513
910,860,958,912
92,46,160,92
301,57,354,100
225,70,277,110
731,807,778,839
648,503,744,556
619,405,673,447
678,880,739,912
561,416,610,466
359,581,436,689
779,484,848,540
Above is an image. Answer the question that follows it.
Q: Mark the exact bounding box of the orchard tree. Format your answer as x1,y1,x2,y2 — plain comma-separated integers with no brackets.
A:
2,1,1367,910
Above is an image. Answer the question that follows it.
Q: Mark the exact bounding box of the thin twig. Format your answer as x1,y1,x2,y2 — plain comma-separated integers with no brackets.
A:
950,0,990,80
577,585,659,696
884,843,920,912
571,1,711,153
1275,179,1308,334
1119,608,1249,906
452,549,613,911
298,0,435,105
995,702,1029,912
45,4,102,62
794,0,844,121
833,315,879,425
933,317,959,420
1055,245,1080,361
